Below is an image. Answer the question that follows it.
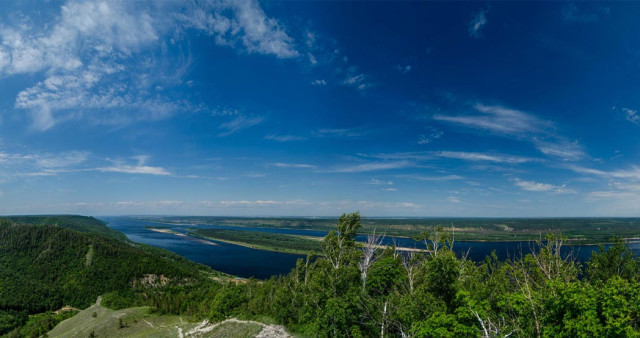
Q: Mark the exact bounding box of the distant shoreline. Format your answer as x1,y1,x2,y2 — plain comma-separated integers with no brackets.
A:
146,227,219,246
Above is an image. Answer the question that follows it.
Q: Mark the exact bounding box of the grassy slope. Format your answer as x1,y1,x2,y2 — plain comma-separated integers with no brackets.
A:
49,299,264,338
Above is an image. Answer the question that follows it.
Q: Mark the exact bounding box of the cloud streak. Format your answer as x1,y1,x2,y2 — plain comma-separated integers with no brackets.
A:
436,151,535,164
513,178,575,194
434,104,586,161
219,115,264,136
468,9,488,38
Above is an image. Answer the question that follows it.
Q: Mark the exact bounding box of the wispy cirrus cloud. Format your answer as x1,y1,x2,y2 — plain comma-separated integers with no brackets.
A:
513,178,575,194
313,127,368,138
98,164,170,176
269,162,317,169
562,4,610,23
417,127,443,144
400,175,464,182
569,165,640,181
434,104,551,136
342,66,374,91
328,161,415,173
434,104,586,161
468,8,488,38
218,115,264,136
436,151,536,164
367,178,394,185
0,150,170,177
264,133,307,142
359,152,434,161
361,150,534,164
623,108,640,126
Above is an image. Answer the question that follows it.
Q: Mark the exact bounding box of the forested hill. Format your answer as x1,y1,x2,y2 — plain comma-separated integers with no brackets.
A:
2,215,127,241
0,215,218,336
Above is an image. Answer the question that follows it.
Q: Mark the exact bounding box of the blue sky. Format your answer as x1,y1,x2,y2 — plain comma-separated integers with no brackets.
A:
0,1,639,217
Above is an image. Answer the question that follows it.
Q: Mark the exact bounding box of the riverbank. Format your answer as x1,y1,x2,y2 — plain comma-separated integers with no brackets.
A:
145,227,219,246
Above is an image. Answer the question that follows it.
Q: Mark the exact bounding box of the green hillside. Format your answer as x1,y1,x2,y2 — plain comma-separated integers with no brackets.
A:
48,297,273,338
0,216,220,336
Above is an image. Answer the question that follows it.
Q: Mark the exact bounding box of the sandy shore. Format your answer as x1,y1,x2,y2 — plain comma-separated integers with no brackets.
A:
147,227,218,246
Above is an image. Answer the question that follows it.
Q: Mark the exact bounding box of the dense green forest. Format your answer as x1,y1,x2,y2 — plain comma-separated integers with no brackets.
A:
142,215,640,243
4,213,640,337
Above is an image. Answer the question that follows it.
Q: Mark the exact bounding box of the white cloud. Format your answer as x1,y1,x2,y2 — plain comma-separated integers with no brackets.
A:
269,162,316,169
313,128,366,138
329,161,414,173
218,115,264,136
437,151,535,164
570,165,640,181
360,152,433,161
35,151,90,168
96,155,170,176
178,1,298,59
342,66,373,91
1,0,299,130
624,108,640,126
513,178,576,194
434,104,550,136
395,64,412,74
434,104,585,161
448,196,461,203
417,127,443,144
311,79,327,86
367,178,393,185
0,150,89,168
468,9,488,38
534,140,585,161
98,165,170,176
401,175,464,181
0,151,172,177
264,133,306,142
382,188,398,192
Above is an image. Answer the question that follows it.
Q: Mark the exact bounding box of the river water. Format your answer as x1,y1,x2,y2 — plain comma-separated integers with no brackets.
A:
101,216,640,279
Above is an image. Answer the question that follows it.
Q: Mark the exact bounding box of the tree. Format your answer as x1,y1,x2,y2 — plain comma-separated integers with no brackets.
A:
587,238,639,284
322,212,362,270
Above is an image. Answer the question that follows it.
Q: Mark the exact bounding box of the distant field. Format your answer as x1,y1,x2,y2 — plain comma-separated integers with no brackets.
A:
141,216,640,243
190,228,323,255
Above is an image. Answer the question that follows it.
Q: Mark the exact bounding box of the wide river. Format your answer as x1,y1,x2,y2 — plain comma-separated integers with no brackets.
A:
102,216,640,279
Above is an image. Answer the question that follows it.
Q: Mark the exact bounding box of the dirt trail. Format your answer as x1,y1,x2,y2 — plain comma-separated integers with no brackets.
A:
184,318,291,337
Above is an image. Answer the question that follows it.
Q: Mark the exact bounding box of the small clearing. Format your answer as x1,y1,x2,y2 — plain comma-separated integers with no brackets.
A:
84,244,94,267
48,296,290,337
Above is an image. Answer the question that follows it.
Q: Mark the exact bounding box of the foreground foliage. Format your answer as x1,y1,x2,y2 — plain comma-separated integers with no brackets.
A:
141,213,640,337
4,213,640,337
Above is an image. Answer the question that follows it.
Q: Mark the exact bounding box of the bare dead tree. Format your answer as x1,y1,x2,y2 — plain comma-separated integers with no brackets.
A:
401,251,419,293
359,230,385,293
470,307,516,338
527,233,577,284
508,246,542,338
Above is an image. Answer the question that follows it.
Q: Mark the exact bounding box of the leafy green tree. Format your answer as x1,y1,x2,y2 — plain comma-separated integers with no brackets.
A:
587,238,640,284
